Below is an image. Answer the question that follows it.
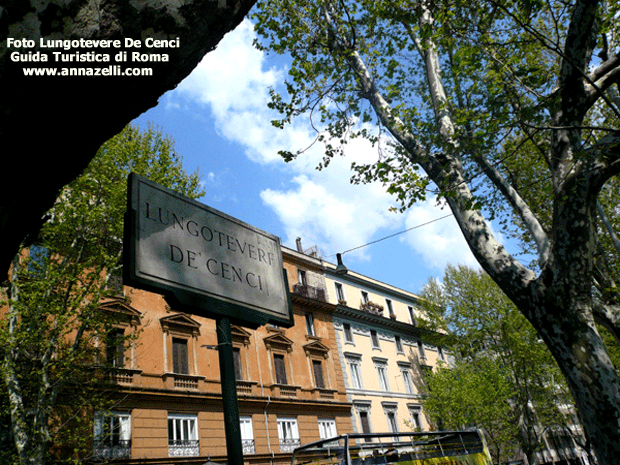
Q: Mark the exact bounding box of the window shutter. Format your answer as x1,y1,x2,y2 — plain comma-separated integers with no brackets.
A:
106,328,125,368
172,338,189,374
233,348,243,380
274,354,287,385
359,411,371,438
313,360,325,388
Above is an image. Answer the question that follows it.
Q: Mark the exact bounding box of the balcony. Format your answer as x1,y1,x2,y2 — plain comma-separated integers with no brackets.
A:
162,373,203,390
270,384,300,397
242,439,256,454
168,439,199,457
236,380,255,396
293,283,327,302
103,368,140,385
360,301,384,316
312,387,338,400
94,440,131,460
174,374,198,389
280,438,301,453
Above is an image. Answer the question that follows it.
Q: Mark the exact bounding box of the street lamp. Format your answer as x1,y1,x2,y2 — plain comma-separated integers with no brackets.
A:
335,253,348,275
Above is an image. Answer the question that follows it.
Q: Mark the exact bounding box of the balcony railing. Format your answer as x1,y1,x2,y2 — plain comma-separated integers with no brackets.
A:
104,368,135,385
168,439,199,457
236,380,254,396
293,283,327,302
242,439,256,454
280,438,301,453
173,374,199,390
94,440,131,459
360,301,384,316
277,385,299,397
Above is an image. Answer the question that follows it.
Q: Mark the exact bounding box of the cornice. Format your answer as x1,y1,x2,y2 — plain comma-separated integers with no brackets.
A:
291,292,337,312
334,304,445,342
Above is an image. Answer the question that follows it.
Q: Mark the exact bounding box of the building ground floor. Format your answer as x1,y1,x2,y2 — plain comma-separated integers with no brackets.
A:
93,388,353,464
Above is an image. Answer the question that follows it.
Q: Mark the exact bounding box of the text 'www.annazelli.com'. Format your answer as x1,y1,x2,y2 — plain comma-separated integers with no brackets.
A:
22,66,153,77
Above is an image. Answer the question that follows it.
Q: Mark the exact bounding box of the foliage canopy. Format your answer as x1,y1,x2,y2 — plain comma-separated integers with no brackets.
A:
0,124,203,464
253,0,620,462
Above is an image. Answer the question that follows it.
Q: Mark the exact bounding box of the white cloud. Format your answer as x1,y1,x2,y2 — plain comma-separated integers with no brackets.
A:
173,19,405,258
175,19,309,165
170,18,490,278
261,171,397,260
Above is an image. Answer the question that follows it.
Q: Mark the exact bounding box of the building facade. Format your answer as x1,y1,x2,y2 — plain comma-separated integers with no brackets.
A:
286,242,450,441
93,246,352,464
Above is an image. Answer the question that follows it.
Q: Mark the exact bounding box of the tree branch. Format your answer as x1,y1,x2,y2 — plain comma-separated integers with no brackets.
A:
472,154,551,267
556,0,600,119
322,2,537,301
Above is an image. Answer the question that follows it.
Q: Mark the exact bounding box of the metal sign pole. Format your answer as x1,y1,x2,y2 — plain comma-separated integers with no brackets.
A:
216,317,244,465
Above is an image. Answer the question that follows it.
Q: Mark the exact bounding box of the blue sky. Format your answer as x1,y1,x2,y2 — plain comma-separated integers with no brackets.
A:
132,18,482,295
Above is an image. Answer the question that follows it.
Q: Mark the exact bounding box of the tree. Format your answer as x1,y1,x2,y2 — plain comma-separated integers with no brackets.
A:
252,0,620,462
423,358,518,465
0,124,203,465
420,265,585,464
0,0,256,276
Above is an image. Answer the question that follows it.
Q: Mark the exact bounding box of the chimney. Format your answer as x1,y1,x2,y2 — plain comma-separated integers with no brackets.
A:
296,237,303,253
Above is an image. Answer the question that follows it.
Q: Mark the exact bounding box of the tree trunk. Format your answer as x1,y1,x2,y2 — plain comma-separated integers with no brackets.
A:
527,298,620,465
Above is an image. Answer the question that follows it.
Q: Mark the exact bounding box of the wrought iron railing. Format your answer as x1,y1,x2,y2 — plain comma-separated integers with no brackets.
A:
280,438,301,453
242,439,256,454
293,283,327,302
93,440,131,459
168,439,199,457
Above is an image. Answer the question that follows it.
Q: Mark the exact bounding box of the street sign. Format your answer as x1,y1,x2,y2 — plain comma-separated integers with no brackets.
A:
124,173,293,328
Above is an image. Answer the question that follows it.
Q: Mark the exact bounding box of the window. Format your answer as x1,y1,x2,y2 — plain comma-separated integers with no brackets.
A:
273,353,288,385
383,403,399,440
160,313,200,377
335,282,346,302
233,347,243,381
386,299,395,317
361,291,369,304
417,341,426,360
305,312,316,336
408,406,423,431
400,364,414,394
343,323,354,344
375,360,389,391
318,418,338,444
438,346,446,362
94,411,131,459
277,417,300,452
172,338,189,374
240,416,255,454
106,328,125,368
168,414,198,457
394,335,404,353
408,306,416,326
358,410,372,440
387,411,398,434
312,360,325,388
298,269,307,286
370,330,380,349
347,356,363,389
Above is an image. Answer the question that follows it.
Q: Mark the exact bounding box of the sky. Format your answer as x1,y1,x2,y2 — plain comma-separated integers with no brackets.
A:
132,17,482,295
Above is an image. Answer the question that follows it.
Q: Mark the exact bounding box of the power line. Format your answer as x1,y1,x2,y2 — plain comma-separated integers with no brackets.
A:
340,213,453,255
